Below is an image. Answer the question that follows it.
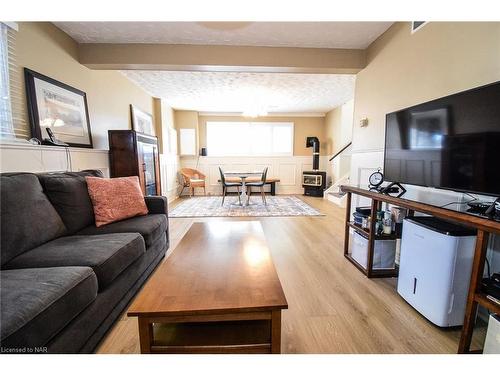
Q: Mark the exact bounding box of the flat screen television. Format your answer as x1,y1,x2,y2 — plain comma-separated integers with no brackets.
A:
384,81,500,197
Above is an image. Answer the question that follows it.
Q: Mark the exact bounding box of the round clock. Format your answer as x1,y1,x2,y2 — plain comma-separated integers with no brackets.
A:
369,169,384,188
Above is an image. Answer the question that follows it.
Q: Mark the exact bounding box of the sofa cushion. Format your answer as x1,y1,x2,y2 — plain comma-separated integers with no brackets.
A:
0,173,66,267
38,170,104,234
5,233,145,290
0,267,98,349
46,233,168,354
78,214,167,247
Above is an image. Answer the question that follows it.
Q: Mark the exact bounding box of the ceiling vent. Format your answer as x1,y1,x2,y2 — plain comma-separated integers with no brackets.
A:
411,21,428,34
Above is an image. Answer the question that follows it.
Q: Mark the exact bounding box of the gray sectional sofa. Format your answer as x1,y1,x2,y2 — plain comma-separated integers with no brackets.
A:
0,170,169,353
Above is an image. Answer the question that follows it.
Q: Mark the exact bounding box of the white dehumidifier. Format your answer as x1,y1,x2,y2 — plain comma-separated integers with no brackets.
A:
397,216,476,327
484,314,500,354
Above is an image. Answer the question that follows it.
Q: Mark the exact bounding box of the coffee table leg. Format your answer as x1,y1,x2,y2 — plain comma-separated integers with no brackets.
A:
270,310,282,354
138,317,153,353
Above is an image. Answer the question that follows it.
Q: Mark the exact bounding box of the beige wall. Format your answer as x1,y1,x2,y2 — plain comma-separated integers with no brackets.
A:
197,115,326,156
155,99,181,201
352,22,500,153
160,101,176,140
324,99,354,155
350,22,500,269
325,107,341,156
152,98,163,153
79,43,366,74
324,99,354,183
152,98,176,155
14,22,155,149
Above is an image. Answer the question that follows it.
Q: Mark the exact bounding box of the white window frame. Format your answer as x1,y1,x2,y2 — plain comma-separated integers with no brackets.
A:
206,121,294,157
0,22,14,138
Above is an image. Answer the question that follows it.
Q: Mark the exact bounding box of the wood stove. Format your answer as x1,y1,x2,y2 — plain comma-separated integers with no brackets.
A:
302,137,326,197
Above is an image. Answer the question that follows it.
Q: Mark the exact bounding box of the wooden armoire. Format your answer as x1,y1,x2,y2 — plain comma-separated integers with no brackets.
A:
108,130,162,196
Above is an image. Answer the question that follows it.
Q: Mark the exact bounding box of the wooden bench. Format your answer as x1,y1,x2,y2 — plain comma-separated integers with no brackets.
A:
219,177,280,195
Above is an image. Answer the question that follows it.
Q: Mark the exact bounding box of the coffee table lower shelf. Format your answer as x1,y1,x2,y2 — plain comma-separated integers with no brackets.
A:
135,310,283,354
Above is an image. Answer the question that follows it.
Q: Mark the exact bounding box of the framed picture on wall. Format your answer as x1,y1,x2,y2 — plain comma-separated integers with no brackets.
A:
130,104,155,136
24,68,93,148
179,128,196,155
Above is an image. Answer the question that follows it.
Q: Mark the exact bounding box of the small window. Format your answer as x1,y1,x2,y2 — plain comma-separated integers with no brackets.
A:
206,121,294,157
0,22,27,140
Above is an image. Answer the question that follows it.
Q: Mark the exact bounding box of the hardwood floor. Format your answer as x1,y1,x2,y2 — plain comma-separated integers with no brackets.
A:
96,195,483,354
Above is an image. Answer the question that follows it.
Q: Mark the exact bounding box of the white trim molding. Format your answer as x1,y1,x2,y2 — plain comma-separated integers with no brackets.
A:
0,143,109,175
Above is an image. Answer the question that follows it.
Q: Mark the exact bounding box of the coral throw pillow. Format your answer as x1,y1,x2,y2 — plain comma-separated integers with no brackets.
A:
86,176,148,227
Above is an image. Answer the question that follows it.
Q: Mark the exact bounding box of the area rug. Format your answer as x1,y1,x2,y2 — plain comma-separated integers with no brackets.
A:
169,196,324,218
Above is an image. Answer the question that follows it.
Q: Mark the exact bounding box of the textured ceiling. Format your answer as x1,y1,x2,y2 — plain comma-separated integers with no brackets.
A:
54,22,392,49
121,71,356,114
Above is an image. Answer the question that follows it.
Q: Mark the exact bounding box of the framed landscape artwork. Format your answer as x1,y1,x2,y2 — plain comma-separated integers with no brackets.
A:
130,104,155,135
24,68,93,148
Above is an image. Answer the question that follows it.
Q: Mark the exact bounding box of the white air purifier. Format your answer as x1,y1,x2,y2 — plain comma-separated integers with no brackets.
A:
397,217,476,327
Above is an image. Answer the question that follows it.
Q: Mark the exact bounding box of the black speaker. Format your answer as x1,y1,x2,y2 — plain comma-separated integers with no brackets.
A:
200,147,207,156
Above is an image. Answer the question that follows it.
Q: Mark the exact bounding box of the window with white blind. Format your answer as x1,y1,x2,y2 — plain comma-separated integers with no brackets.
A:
0,23,14,137
0,22,28,140
206,121,294,156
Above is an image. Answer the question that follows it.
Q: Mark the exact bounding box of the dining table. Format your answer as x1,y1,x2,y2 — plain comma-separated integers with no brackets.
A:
224,171,263,207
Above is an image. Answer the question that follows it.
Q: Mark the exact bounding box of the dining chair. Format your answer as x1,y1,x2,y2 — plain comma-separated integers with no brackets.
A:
180,168,206,197
219,167,242,206
246,167,268,205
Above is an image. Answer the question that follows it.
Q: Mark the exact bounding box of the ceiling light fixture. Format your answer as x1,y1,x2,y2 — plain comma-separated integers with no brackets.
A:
242,109,268,118
196,22,253,31
242,103,268,118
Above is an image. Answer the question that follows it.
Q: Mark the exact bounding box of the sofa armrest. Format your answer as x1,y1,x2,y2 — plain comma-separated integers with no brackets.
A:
144,196,168,215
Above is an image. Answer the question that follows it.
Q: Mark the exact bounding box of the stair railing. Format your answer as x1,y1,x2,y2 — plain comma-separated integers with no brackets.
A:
328,142,352,162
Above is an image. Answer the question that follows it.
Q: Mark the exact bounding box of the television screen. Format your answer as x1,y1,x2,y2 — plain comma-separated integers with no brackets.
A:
384,81,500,197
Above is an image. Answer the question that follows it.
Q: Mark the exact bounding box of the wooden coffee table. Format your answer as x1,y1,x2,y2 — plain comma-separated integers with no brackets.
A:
128,221,288,354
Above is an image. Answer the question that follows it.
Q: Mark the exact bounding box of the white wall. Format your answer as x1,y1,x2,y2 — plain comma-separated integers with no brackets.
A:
339,99,354,148
160,153,181,202
325,99,354,186
0,142,109,176
180,155,328,195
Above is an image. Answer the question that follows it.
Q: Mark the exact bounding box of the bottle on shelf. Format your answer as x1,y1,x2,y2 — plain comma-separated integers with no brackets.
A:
383,211,392,235
376,211,384,235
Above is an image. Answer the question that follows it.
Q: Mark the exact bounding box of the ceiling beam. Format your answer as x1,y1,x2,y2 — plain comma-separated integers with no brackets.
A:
78,43,366,73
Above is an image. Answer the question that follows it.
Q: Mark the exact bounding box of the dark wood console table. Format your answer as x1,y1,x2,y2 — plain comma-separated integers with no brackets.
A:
340,184,500,354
